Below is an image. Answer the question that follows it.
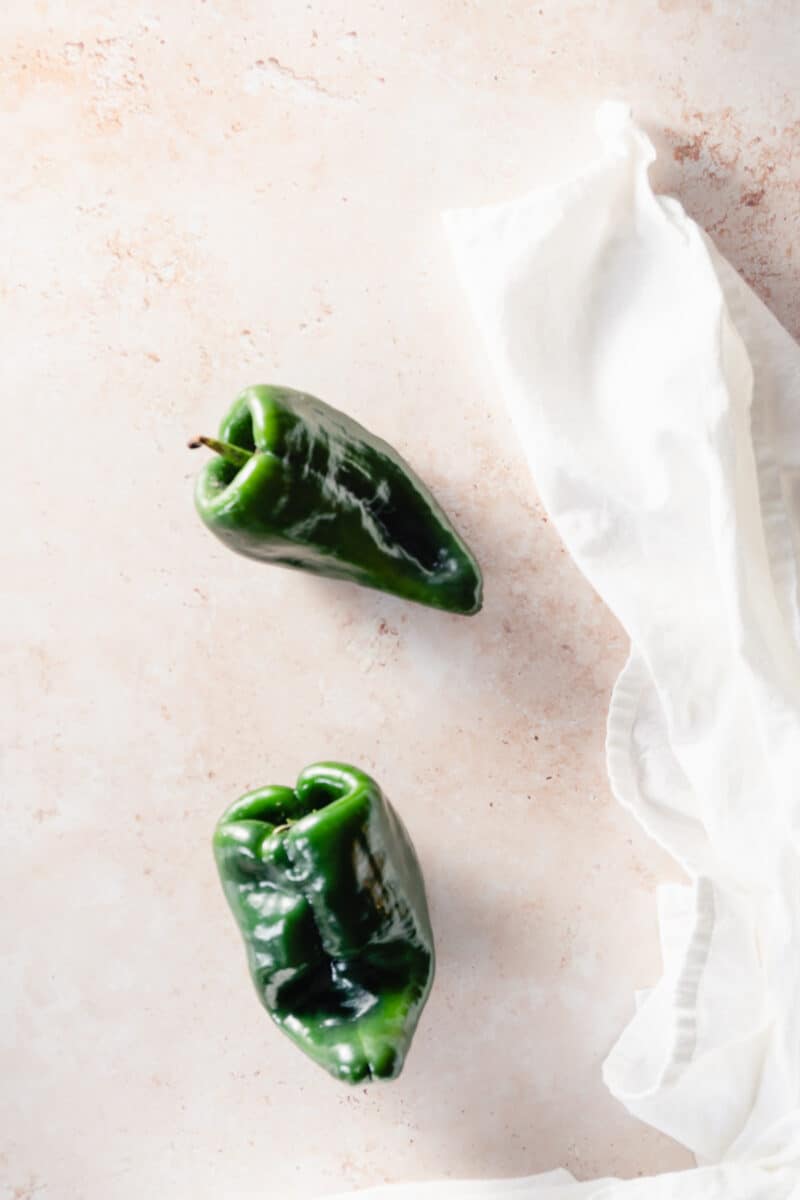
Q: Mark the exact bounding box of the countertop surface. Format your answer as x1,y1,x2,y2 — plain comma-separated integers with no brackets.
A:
4,3,799,1198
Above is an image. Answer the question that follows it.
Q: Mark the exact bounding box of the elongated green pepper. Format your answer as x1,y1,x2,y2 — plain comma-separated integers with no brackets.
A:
214,763,435,1084
190,384,482,614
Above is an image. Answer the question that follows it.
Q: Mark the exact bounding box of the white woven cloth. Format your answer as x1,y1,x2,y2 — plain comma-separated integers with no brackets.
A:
324,105,800,1198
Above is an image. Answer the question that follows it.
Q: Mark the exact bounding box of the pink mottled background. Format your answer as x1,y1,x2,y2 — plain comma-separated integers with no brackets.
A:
3,3,798,1199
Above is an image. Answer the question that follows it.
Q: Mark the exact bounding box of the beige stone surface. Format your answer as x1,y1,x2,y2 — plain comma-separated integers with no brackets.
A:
3,2,798,1197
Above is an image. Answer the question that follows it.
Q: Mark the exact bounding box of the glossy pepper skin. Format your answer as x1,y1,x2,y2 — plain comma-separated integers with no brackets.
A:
193,384,482,614
213,762,435,1084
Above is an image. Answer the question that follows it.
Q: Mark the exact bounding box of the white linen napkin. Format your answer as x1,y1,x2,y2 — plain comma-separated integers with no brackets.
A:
323,104,800,1197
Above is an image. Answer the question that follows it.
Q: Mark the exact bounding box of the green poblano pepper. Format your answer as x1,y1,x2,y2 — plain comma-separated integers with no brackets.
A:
213,762,435,1084
190,384,482,614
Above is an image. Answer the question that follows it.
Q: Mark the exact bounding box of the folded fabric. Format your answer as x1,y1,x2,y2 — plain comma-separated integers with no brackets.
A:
322,104,800,1197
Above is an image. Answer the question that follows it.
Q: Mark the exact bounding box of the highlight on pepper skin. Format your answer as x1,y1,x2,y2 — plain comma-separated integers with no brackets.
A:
189,383,483,614
213,762,435,1084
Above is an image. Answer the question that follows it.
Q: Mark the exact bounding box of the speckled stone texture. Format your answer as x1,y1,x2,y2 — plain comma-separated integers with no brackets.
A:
3,3,798,1198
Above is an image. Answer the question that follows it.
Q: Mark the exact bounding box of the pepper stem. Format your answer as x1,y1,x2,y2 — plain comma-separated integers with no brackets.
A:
187,435,253,469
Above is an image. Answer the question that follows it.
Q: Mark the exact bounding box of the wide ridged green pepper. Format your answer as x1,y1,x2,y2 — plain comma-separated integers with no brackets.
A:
190,384,482,614
213,762,435,1084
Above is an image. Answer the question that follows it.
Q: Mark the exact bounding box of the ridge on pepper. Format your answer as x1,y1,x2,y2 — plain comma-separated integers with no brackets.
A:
189,384,483,614
213,762,435,1084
